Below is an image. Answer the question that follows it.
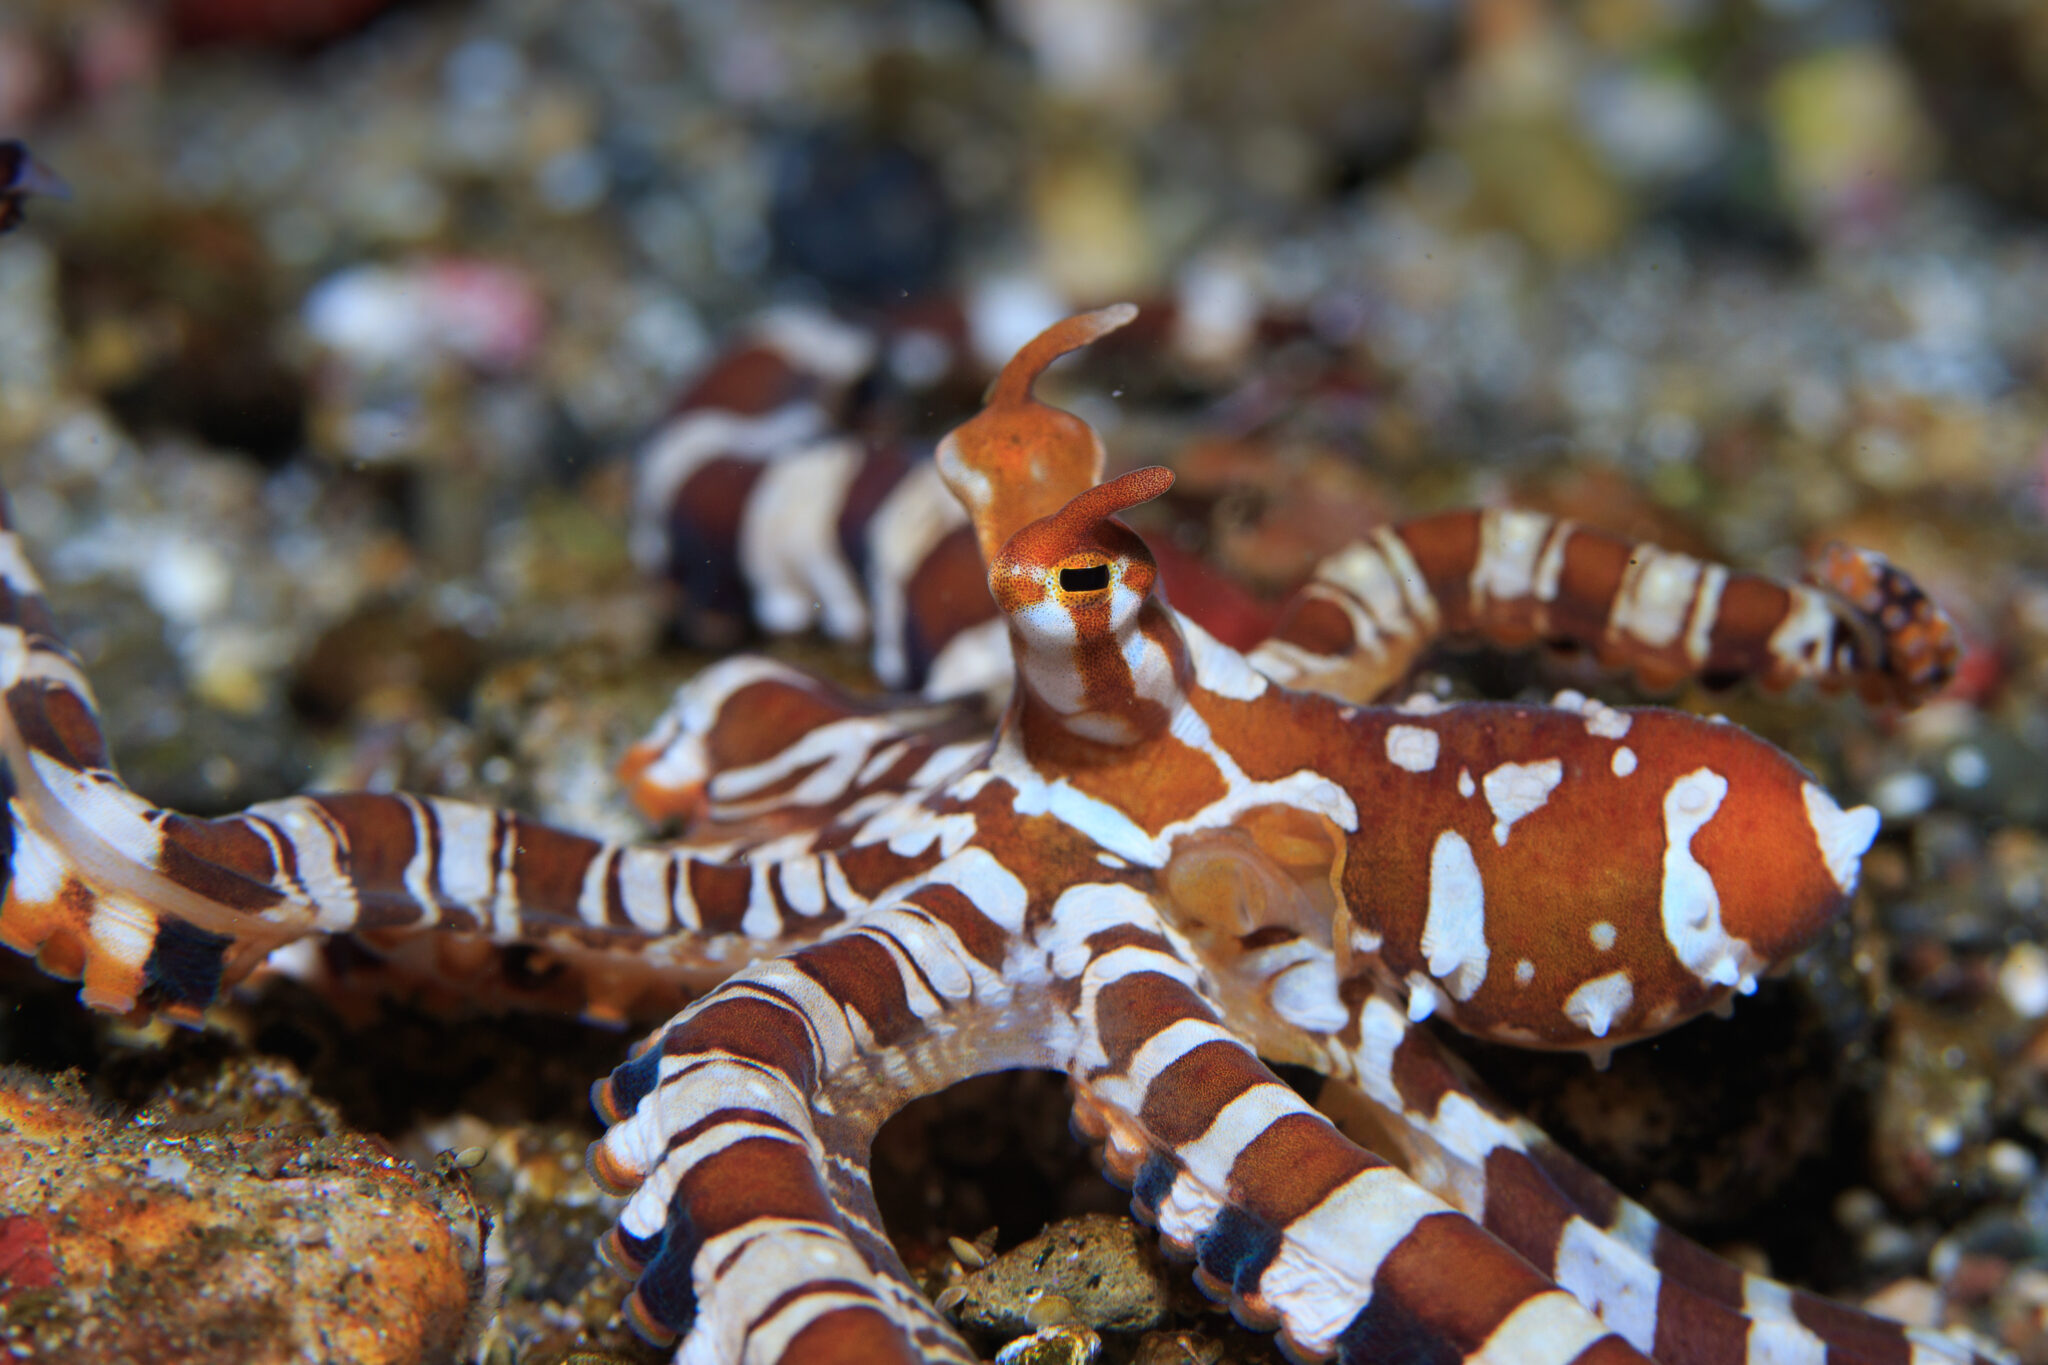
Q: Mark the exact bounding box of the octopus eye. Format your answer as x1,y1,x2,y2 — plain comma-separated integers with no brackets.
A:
1059,563,1110,593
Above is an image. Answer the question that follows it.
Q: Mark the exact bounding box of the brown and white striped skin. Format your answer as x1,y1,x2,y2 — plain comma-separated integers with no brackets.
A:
632,302,1957,721
1314,995,1985,1365
627,298,1278,703
0,307,1985,1364
1247,509,1960,709
0,505,974,1024
629,302,1001,696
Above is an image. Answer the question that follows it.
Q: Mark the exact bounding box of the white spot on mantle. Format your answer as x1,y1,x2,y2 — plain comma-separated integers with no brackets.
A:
1659,767,1756,991
1482,759,1563,847
1554,689,1633,739
1800,782,1879,895
1564,970,1634,1039
1385,725,1440,774
1420,830,1488,1001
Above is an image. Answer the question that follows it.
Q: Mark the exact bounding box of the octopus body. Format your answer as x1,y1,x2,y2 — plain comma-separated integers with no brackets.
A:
0,305,1984,1365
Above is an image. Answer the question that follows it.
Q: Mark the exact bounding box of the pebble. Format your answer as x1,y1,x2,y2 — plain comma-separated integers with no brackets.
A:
0,1068,484,1365
994,1324,1103,1365
946,1213,1173,1339
1132,1333,1228,1365
1985,1141,2038,1190
1999,944,2048,1020
302,259,544,375
1874,769,1939,819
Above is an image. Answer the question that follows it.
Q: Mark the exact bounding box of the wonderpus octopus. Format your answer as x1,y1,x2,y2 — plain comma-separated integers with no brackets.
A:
0,296,1990,1365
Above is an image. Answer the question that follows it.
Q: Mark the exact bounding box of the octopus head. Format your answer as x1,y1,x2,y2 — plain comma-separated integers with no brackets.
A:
988,466,1187,746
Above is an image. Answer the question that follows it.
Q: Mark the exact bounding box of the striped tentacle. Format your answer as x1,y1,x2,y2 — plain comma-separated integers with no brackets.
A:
629,305,1003,695
629,305,878,623
1162,845,1995,1365
0,504,940,1024
1319,990,1998,1365
4,762,935,1027
1249,509,1961,707
619,654,993,836
1043,882,1646,1365
630,300,1288,704
1807,542,1961,704
587,847,1042,1364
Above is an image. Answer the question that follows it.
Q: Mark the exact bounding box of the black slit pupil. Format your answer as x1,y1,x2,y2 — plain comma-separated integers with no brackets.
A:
1059,564,1110,592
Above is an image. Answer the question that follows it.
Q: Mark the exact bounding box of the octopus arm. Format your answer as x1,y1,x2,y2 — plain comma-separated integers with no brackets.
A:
1045,882,1646,1365
1250,508,1960,708
589,875,1042,1363
0,498,920,1025
1307,989,1998,1365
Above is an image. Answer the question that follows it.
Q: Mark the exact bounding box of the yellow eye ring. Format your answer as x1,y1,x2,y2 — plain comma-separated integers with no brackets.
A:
1058,563,1111,593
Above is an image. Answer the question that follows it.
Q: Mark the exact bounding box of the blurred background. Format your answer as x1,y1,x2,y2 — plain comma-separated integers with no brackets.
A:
5,1,2048,1362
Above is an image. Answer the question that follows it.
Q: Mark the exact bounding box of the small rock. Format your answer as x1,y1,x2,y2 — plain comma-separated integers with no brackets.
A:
947,1212,1172,1338
1999,943,2048,1020
1132,1330,1228,1365
303,258,544,376
0,1215,60,1304
994,1324,1103,1365
949,1232,993,1270
0,1069,485,1365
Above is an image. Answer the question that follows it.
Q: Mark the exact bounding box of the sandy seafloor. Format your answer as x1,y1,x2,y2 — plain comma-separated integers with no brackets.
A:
3,0,2048,1361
